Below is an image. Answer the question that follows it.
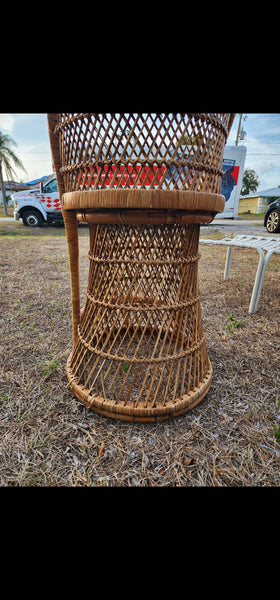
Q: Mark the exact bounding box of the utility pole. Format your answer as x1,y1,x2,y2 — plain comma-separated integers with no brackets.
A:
235,113,243,146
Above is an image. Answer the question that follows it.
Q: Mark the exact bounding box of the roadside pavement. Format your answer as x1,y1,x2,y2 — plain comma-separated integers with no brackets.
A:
0,216,275,237
201,218,270,237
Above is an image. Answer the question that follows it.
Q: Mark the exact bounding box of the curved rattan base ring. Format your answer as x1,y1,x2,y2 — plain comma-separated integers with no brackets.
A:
66,353,213,422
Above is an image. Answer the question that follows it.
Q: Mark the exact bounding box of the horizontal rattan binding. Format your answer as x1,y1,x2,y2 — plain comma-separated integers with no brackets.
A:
62,188,225,225
61,189,225,212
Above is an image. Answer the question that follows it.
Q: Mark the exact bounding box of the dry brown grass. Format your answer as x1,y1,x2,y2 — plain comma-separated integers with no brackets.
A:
1,221,280,486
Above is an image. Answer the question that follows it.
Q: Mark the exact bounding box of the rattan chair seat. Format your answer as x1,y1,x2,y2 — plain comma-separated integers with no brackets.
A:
62,189,225,213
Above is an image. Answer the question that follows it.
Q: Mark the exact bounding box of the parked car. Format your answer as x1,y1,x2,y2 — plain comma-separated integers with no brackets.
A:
264,198,280,234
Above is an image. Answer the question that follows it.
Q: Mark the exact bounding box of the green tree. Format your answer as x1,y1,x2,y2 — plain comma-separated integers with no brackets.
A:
241,168,260,196
0,132,27,215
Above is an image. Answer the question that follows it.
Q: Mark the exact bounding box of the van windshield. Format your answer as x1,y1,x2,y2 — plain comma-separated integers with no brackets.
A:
45,179,58,193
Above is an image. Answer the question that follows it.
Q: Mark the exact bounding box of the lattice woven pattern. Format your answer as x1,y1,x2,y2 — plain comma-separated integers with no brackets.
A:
67,222,212,420
48,113,234,421
49,113,234,195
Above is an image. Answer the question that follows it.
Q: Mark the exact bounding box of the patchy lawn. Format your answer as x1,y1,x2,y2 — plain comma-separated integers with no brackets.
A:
1,222,280,486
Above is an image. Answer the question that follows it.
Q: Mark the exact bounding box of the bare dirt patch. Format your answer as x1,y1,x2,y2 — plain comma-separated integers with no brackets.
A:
1,222,280,486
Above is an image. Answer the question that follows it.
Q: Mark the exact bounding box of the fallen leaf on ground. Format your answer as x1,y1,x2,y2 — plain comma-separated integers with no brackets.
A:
183,458,197,466
98,441,105,458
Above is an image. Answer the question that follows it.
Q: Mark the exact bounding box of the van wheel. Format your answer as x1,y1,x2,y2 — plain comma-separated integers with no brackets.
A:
22,210,44,227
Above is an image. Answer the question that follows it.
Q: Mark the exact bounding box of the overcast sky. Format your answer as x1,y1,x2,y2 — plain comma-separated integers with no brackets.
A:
1,113,280,190
0,114,52,182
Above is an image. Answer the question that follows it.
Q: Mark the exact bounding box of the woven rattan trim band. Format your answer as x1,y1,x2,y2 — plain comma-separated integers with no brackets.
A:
87,252,200,266
77,326,205,364
76,210,215,225
53,113,230,138
59,157,224,179
62,189,225,213
85,290,200,312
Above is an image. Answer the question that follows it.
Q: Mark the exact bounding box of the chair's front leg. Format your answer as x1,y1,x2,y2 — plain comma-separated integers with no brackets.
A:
62,208,80,346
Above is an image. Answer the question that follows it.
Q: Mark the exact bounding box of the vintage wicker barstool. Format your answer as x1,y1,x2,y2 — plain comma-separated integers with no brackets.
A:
48,113,235,421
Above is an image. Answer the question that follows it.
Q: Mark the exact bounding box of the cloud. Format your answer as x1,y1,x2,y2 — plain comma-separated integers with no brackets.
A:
238,116,280,190
0,114,15,132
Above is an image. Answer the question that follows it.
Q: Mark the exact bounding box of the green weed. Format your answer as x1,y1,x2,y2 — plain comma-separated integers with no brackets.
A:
36,351,60,378
225,313,246,336
274,426,280,444
122,361,130,373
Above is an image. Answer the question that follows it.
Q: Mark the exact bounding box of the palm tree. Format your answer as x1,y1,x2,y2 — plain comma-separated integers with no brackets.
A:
0,132,27,215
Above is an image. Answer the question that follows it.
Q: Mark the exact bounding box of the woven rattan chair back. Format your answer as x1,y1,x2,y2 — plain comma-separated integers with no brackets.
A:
49,113,234,197
48,113,234,421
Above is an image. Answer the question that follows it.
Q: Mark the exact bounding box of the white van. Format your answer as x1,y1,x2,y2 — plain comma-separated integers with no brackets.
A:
217,145,247,219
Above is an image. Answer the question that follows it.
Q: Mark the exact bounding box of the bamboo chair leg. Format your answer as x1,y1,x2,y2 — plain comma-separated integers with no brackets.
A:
62,209,80,347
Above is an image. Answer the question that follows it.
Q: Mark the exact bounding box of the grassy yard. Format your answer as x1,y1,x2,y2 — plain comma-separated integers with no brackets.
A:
1,220,280,486
0,206,13,218
237,212,265,220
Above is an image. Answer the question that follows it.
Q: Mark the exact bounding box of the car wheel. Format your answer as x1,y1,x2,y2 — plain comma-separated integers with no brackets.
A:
266,209,280,234
22,210,44,227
